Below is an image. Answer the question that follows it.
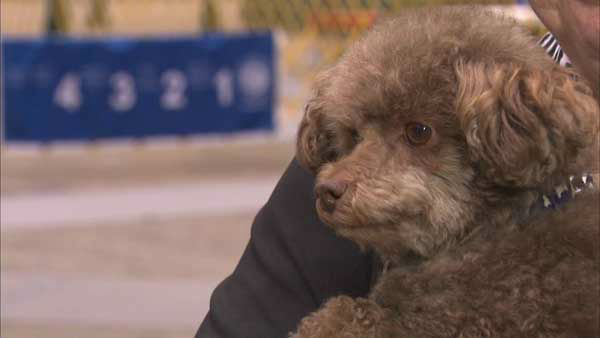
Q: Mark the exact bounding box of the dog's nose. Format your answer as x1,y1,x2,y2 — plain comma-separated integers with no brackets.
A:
315,180,348,213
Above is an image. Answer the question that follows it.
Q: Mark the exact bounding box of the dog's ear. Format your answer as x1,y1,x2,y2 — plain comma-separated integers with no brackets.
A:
455,61,598,188
296,97,331,173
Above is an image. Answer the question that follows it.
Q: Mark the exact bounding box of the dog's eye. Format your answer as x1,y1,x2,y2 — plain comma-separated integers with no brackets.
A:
325,149,338,162
350,129,362,145
405,122,432,146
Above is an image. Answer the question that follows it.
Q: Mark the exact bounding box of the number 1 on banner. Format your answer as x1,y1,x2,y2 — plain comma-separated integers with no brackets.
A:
54,73,82,113
214,69,233,108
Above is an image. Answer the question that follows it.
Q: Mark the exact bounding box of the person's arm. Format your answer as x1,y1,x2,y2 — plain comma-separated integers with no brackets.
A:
196,159,375,338
529,0,600,98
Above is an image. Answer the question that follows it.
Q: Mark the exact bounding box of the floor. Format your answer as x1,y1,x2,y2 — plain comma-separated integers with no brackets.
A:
1,139,295,337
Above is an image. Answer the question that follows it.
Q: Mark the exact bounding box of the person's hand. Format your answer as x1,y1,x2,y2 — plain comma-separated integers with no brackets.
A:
529,0,600,99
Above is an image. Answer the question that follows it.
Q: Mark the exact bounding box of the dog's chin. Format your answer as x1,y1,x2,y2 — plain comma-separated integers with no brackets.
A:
315,199,380,251
316,197,442,257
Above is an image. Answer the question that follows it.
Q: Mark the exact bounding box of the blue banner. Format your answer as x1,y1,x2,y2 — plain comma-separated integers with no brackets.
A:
2,33,275,142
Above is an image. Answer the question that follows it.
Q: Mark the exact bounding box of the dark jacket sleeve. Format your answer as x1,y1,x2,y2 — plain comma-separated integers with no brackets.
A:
195,159,374,338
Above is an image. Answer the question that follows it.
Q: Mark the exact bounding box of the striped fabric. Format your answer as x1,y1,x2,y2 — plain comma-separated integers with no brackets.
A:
539,32,572,67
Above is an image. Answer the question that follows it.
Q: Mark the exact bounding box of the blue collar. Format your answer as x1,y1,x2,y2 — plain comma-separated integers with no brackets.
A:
538,174,594,210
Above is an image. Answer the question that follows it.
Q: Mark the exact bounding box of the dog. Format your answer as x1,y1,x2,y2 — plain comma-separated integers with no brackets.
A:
291,6,599,338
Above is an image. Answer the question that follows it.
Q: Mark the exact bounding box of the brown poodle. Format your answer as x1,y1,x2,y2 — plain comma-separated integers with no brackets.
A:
291,6,599,338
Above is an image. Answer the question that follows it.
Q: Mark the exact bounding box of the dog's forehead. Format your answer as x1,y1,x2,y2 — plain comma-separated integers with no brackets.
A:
322,8,542,123
325,57,455,124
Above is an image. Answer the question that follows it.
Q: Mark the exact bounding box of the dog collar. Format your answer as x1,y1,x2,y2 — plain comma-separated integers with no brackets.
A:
538,174,594,210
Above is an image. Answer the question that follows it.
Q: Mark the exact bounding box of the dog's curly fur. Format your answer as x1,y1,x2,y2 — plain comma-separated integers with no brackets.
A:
291,6,599,338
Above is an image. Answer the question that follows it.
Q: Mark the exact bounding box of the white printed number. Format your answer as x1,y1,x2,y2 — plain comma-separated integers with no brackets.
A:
161,69,188,110
54,73,82,113
109,72,137,112
214,69,234,108
54,68,236,114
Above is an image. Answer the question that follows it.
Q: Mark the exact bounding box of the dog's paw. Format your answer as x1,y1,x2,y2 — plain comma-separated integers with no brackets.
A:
290,296,392,338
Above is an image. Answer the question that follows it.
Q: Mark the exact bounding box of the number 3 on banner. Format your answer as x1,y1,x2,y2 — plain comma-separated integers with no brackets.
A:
109,72,137,112
54,73,82,113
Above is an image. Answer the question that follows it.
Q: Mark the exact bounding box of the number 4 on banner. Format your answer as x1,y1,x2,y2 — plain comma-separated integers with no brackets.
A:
54,73,82,113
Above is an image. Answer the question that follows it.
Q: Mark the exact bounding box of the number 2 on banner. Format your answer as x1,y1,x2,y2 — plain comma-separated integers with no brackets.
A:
54,73,82,113
109,72,137,112
161,69,188,110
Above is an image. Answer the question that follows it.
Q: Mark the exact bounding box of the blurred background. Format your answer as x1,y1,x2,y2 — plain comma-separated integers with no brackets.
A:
1,1,542,337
